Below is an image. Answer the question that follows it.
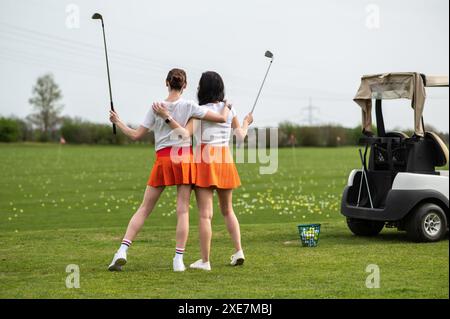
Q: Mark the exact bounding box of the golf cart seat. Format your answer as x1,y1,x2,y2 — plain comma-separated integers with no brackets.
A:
425,132,449,167
405,132,449,173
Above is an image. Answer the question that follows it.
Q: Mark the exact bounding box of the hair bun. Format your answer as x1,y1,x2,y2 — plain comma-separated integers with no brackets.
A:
171,74,183,84
166,68,187,91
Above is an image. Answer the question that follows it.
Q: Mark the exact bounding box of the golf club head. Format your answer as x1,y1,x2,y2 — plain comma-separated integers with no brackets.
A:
91,13,103,20
265,50,274,60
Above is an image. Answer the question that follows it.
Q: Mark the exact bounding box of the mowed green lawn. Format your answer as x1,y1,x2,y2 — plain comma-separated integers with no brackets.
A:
0,143,448,299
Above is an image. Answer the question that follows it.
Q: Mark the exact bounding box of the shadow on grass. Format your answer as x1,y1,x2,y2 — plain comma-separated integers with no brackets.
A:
326,229,450,245
251,223,449,248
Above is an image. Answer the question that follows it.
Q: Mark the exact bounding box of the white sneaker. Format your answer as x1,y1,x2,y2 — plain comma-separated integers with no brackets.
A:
230,250,245,266
173,257,186,272
108,250,127,271
190,259,211,271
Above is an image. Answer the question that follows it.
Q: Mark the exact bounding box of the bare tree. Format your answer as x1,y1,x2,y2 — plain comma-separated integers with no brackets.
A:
28,74,64,140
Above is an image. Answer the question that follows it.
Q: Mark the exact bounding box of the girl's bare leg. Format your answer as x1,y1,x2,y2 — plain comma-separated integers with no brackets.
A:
217,189,242,252
175,185,192,251
123,186,165,241
109,186,165,270
195,187,214,262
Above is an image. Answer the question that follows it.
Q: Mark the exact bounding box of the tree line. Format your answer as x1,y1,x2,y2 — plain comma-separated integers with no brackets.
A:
0,74,448,147
0,73,152,145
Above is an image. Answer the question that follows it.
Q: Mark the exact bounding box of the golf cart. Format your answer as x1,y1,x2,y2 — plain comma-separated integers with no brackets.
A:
341,73,449,242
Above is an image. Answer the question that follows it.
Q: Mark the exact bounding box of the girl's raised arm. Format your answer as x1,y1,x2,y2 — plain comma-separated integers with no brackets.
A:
232,113,254,141
109,110,149,141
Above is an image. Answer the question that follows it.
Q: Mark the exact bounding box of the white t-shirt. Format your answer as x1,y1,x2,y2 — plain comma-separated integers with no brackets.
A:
141,98,207,151
199,102,237,146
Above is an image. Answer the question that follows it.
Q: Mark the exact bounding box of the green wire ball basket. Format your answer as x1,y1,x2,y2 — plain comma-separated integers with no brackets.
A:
297,224,321,247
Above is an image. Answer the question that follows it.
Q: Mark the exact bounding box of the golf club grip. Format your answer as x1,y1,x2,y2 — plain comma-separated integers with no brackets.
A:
110,101,116,135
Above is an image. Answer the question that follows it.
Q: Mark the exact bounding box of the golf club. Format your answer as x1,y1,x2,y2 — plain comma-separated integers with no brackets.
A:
92,13,116,135
357,145,369,206
357,148,374,208
250,50,274,114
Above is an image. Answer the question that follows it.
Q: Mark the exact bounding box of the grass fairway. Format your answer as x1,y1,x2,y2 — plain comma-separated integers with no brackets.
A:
0,143,448,299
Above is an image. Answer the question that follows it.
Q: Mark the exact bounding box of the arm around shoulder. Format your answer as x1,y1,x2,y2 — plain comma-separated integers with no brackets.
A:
198,100,233,123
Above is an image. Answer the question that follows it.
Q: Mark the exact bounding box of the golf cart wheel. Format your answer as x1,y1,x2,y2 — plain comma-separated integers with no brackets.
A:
346,218,384,236
405,203,448,242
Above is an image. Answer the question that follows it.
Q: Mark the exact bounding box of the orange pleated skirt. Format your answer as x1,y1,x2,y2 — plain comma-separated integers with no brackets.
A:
147,146,196,187
194,144,241,189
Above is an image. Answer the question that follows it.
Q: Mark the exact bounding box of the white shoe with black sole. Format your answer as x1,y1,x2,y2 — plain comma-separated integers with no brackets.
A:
108,251,127,271
230,250,245,266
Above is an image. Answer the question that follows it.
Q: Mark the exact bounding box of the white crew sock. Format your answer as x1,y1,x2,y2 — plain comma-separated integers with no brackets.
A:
118,239,132,253
174,247,185,260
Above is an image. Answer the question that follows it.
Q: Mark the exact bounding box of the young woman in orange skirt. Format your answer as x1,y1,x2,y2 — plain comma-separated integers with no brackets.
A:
107,68,231,272
153,71,253,271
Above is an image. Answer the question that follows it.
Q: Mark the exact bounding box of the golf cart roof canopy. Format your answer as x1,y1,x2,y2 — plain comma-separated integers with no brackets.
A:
354,72,449,137
424,75,449,87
